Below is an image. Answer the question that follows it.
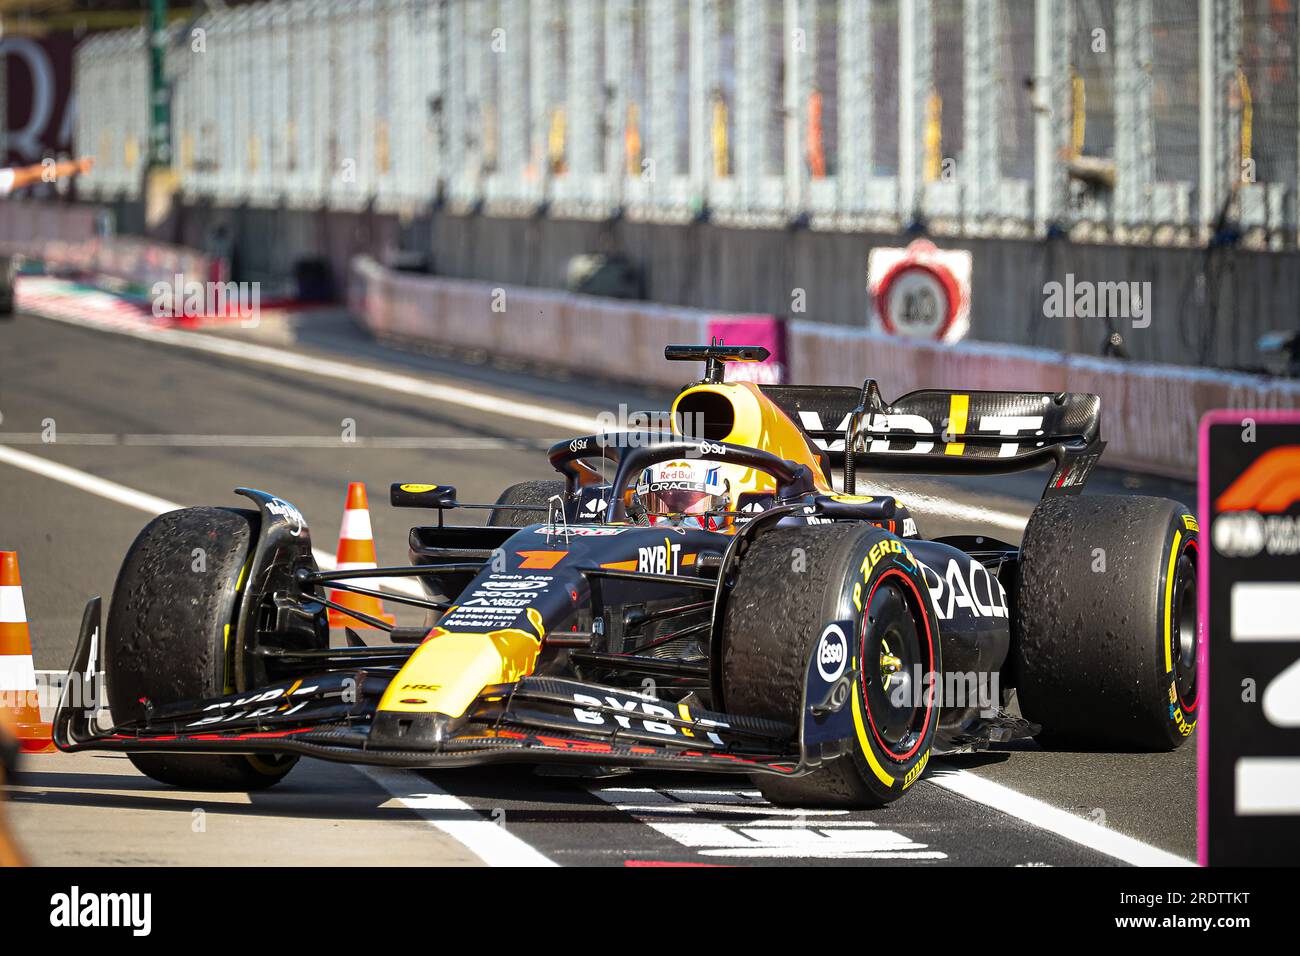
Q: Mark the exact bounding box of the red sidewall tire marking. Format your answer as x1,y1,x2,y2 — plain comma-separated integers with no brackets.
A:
860,567,936,762
1178,539,1201,714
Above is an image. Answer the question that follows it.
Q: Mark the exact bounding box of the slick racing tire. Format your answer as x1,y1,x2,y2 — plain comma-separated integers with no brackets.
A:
106,507,298,790
488,479,566,527
1012,495,1200,751
722,523,940,808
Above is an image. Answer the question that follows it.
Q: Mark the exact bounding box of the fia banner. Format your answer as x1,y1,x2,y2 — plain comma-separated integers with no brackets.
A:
1200,410,1300,866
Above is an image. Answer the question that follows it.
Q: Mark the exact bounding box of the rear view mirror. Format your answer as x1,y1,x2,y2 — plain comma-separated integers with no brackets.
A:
390,483,458,509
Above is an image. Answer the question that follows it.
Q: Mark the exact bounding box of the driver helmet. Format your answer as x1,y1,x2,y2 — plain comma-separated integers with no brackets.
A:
636,459,730,521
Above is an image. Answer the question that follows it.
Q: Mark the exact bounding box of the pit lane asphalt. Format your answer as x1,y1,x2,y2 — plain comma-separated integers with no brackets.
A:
0,308,1195,865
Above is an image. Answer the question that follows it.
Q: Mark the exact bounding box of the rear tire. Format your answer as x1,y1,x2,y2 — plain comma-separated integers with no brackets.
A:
106,507,298,790
722,523,940,807
1012,494,1200,751
488,479,566,527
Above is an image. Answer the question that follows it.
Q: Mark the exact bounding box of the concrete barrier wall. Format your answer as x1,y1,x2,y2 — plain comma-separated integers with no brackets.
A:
0,200,226,290
425,212,1299,374
354,256,1300,480
0,201,98,246
352,256,712,389
63,198,1300,376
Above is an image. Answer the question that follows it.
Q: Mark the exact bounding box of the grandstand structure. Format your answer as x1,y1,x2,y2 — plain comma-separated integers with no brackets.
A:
42,2,1300,371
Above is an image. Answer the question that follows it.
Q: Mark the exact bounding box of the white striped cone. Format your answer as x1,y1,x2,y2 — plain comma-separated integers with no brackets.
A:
0,551,53,753
327,483,395,628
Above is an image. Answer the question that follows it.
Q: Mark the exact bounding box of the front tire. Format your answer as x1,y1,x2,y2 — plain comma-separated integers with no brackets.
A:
106,507,298,790
722,523,940,807
1012,494,1200,751
487,479,566,527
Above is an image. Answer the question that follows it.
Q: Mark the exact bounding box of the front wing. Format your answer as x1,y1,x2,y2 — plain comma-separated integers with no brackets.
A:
53,599,845,777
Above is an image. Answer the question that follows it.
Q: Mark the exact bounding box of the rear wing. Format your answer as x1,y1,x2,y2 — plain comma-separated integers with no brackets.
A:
759,380,1104,499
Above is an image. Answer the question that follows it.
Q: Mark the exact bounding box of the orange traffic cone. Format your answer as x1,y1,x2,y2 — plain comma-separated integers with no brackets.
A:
0,552,53,753
327,483,395,629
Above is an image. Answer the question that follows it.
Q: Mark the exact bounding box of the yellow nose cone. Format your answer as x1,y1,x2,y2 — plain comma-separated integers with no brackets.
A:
378,630,542,719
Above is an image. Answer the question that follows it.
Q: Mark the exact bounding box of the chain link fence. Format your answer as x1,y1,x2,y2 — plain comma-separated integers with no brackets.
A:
72,0,1300,244
1239,0,1297,232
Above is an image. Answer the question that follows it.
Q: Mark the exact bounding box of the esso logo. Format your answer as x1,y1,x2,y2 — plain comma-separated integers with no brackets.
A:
816,624,848,683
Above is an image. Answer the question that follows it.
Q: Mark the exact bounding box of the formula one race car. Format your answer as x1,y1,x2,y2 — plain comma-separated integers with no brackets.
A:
54,345,1201,807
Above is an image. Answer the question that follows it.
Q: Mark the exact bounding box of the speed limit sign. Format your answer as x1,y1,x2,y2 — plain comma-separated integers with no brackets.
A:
868,239,971,343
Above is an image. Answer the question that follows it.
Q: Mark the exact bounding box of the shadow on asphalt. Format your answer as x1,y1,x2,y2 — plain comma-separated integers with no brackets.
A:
933,750,1015,771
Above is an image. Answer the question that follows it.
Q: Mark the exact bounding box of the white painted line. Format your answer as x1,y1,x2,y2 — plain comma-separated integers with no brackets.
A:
0,434,120,445
0,443,184,516
927,765,1193,866
0,443,424,598
1231,582,1300,641
1235,758,1300,815
35,309,602,436
361,766,556,867
0,433,547,450
588,784,946,861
